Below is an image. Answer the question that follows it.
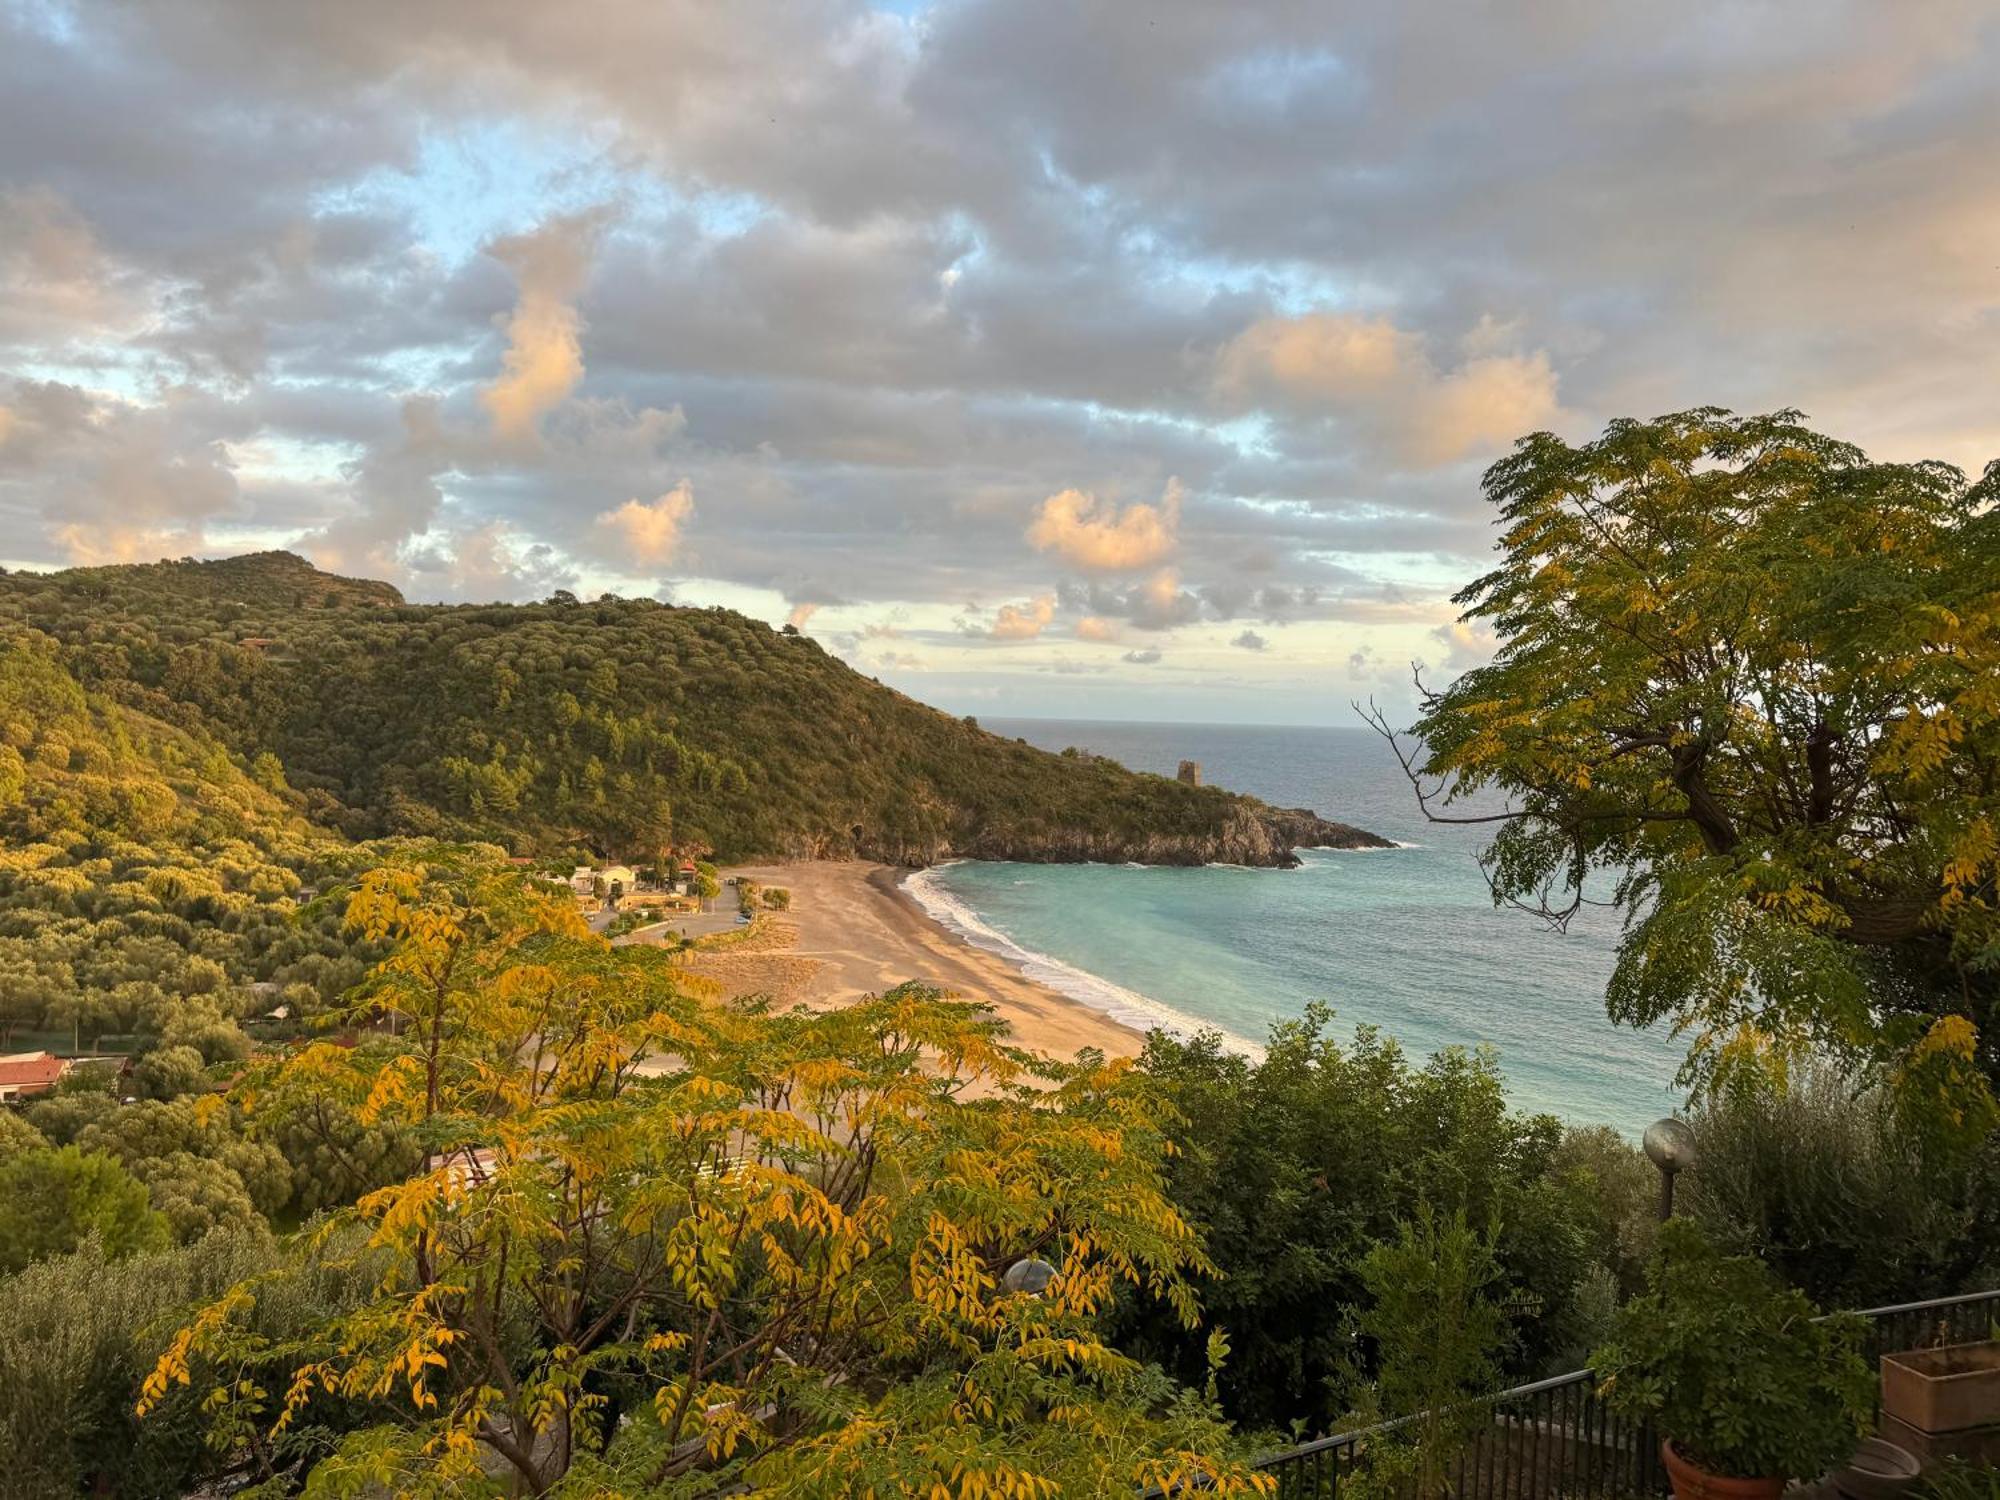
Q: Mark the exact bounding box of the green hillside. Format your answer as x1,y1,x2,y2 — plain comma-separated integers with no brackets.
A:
0,553,1383,865
0,627,370,1050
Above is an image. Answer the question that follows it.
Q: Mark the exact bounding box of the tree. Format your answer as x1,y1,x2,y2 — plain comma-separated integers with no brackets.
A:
144,851,1267,1498
0,1109,47,1163
131,1151,265,1242
1355,1206,1510,1500
1375,409,2000,1135
1110,1009,1593,1432
77,1104,292,1232
0,1146,170,1273
133,1044,209,1101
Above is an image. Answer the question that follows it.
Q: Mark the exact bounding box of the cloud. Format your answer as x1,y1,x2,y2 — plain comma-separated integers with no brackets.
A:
1027,478,1181,571
0,377,238,565
1428,621,1497,673
1231,629,1268,651
1215,312,1562,467
297,397,450,576
988,593,1056,640
1074,614,1118,642
480,213,604,442
0,186,126,343
593,482,696,568
2,0,1998,719
1130,566,1203,631
401,520,578,604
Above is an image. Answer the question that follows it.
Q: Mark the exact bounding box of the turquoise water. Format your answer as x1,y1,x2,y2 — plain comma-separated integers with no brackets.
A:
909,720,1686,1129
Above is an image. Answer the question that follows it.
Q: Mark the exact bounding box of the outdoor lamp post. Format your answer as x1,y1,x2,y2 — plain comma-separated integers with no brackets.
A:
1003,1257,1056,1297
1642,1116,1696,1221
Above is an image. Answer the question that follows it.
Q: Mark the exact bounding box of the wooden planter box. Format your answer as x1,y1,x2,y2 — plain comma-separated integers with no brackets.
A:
1882,1342,2000,1434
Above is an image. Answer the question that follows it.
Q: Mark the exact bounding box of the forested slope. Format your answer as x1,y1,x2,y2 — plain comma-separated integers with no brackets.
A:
0,552,1387,865
0,627,372,1049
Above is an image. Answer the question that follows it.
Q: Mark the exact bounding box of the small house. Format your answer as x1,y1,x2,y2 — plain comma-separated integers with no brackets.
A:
0,1051,70,1103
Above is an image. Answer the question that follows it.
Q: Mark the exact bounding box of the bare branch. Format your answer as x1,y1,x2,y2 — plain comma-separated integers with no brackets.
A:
1353,693,1525,826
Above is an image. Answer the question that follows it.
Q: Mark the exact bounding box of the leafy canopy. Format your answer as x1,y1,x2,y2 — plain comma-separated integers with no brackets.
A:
0,1144,170,1274
1110,1008,1595,1433
1394,409,2000,1133
1592,1218,1872,1481
143,849,1269,1498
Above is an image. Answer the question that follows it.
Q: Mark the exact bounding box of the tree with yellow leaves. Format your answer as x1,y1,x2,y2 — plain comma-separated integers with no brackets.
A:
142,847,1267,1498
1368,409,2000,1137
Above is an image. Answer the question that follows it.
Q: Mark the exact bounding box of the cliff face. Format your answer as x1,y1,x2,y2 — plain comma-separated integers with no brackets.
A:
854,800,1394,869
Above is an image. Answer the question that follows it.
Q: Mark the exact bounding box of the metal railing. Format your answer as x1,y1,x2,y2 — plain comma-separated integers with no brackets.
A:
1247,1287,2000,1500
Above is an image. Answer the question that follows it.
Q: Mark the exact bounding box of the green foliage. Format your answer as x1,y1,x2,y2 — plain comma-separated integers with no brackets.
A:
0,1109,46,1162
762,885,792,910
1592,1218,1873,1480
133,1041,209,1100
1355,1204,1510,1499
25,1078,118,1143
0,1225,377,1500
129,1151,266,1242
143,852,1270,1498
1681,1065,2000,1307
1549,1124,1660,1300
78,1096,294,1229
0,1144,170,1272
1917,1462,2000,1500
1405,409,2000,1133
0,625,374,1053
1110,1006,1597,1431
0,552,1327,869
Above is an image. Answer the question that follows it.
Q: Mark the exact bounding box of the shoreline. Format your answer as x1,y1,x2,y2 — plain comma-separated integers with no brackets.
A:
902,860,1266,1056
690,861,1146,1061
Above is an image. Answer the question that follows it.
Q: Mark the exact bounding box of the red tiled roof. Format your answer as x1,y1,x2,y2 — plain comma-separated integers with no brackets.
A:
0,1052,68,1092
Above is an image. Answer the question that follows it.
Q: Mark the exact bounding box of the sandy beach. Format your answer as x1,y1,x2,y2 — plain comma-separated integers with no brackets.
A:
682,862,1144,1062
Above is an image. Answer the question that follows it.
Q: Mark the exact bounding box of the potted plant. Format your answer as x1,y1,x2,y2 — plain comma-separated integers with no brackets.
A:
1593,1219,1875,1500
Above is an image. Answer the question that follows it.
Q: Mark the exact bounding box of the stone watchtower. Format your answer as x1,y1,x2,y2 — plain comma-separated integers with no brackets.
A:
1177,760,1202,788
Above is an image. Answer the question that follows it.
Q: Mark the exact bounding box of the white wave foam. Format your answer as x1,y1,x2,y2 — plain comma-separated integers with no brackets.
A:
903,865,1264,1059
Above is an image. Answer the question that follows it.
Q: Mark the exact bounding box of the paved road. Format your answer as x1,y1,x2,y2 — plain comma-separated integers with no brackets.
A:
607,908,748,946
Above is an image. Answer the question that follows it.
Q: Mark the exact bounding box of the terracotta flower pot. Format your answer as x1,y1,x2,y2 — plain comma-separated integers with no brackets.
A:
1660,1439,1787,1500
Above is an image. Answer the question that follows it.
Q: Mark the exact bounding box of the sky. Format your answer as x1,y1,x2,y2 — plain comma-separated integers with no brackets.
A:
1,1,1996,724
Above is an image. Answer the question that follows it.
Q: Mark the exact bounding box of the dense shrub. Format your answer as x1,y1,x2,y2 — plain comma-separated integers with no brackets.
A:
1114,1007,1600,1432
0,1228,375,1499
1594,1218,1873,1481
1681,1066,2000,1307
0,1145,168,1273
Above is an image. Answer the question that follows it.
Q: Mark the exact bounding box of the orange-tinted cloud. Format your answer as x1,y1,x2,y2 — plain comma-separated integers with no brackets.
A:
1028,478,1180,571
1216,312,1561,467
989,593,1056,640
481,214,603,441
593,481,695,566
1074,614,1119,641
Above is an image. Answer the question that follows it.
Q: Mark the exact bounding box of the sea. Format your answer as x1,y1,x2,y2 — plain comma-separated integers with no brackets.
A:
906,718,1686,1130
